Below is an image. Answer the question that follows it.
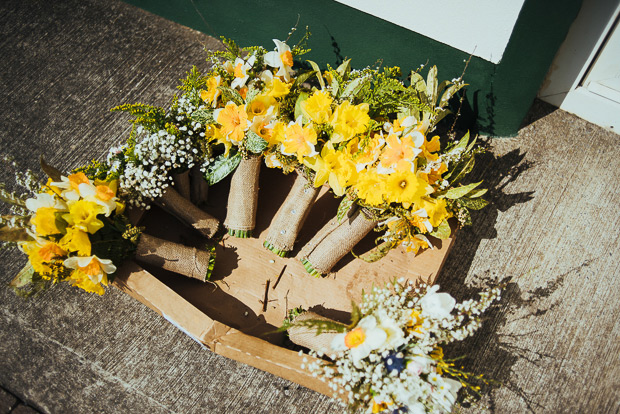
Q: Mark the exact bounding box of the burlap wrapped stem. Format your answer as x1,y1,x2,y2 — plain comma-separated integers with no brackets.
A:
135,233,215,281
154,185,220,239
224,155,262,238
298,207,378,276
287,312,341,355
263,172,320,257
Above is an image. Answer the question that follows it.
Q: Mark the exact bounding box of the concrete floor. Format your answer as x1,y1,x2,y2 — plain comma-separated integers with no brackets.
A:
1,1,619,413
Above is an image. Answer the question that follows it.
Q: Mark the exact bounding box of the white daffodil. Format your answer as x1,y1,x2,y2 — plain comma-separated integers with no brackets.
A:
264,39,295,82
331,315,387,363
78,183,118,216
230,55,256,89
25,192,67,212
375,309,405,350
64,255,116,284
419,285,456,320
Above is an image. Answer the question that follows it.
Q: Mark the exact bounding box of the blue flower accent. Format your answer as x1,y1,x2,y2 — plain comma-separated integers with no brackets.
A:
383,350,406,374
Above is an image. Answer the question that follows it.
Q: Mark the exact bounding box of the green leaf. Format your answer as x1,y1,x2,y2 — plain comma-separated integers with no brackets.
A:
245,131,268,154
430,220,451,239
426,65,438,103
459,197,489,210
191,109,214,125
438,181,483,200
337,196,355,223
348,300,362,329
218,86,244,105
54,211,68,234
465,188,488,198
453,131,470,152
357,240,395,263
449,155,476,185
294,92,310,123
340,77,369,100
0,225,31,242
335,59,351,78
292,70,317,89
40,156,63,181
307,60,325,90
204,152,242,186
9,264,35,289
245,84,260,104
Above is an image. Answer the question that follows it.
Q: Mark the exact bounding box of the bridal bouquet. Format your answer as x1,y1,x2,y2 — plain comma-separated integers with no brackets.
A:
2,160,215,297
286,280,501,413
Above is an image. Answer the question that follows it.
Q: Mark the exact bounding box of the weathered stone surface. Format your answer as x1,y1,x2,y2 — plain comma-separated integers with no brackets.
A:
1,1,619,414
0,388,17,414
10,405,40,414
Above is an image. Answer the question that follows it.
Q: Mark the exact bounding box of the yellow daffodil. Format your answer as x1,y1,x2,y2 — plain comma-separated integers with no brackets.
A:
69,270,107,295
330,100,370,143
415,197,451,227
200,75,222,108
401,233,433,254
353,168,385,206
260,70,291,98
384,170,432,208
31,207,62,236
60,226,91,256
20,240,54,276
379,134,422,173
300,90,333,124
264,39,295,82
64,255,116,286
409,208,433,233
280,119,318,161
262,121,285,147
418,162,447,185
214,102,250,145
347,133,384,172
304,143,357,196
246,94,277,120
421,135,441,161
230,55,256,89
63,200,105,234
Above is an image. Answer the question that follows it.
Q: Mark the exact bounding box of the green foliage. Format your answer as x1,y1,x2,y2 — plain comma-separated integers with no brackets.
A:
337,195,356,223
204,152,242,185
178,66,207,94
9,264,51,299
111,103,166,131
430,219,451,240
245,131,268,154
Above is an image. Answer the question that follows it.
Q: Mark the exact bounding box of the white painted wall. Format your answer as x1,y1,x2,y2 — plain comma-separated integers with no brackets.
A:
334,0,525,63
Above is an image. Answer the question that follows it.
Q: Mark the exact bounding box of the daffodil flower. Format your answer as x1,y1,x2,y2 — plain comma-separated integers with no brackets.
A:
25,192,67,212
330,100,370,143
280,118,318,161
379,134,422,173
200,75,222,108
401,234,433,254
414,197,451,227
384,170,432,208
260,70,291,98
300,89,333,124
214,102,250,146
64,255,116,285
51,172,91,201
353,168,385,206
230,55,256,89
331,315,387,363
375,309,405,350
63,200,106,234
409,208,433,233
264,39,295,82
304,142,357,196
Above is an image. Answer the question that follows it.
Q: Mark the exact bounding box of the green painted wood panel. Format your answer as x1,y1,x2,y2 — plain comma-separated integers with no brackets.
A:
123,0,581,136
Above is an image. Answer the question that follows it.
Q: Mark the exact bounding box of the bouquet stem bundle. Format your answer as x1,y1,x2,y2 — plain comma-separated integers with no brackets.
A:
264,172,320,257
155,186,220,239
299,207,378,276
287,311,340,354
135,233,214,281
224,155,262,238
172,170,191,199
190,165,209,206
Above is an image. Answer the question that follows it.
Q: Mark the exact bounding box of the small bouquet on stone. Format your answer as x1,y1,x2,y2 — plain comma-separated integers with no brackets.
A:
2,159,215,297
292,64,487,276
286,280,501,413
192,34,311,238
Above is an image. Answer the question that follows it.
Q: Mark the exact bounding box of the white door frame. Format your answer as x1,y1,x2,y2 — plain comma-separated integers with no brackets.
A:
539,0,620,133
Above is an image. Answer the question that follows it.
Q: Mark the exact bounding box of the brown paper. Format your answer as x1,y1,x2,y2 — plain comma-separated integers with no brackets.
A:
287,312,340,355
172,170,191,199
155,186,220,239
135,233,212,282
298,208,378,275
264,173,320,253
224,155,262,233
